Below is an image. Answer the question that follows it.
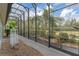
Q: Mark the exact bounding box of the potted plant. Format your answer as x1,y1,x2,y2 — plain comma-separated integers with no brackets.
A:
5,20,16,37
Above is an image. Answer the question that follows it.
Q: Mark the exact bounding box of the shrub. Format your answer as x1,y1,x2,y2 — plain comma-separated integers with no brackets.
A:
69,39,76,44
69,34,76,39
50,31,57,38
41,30,47,38
59,32,69,43
69,34,76,44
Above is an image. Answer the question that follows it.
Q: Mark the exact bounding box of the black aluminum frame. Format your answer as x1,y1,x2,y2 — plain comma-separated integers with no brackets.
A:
9,3,79,56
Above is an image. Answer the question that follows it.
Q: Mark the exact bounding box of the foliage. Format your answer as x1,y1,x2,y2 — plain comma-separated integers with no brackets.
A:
40,30,48,38
54,16,64,27
69,39,76,44
5,20,16,36
19,7,79,43
69,34,77,44
54,27,76,31
59,32,69,43
6,20,16,30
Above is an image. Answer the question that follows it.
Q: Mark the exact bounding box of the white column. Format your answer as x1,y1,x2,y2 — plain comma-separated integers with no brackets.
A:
10,28,19,48
0,22,2,49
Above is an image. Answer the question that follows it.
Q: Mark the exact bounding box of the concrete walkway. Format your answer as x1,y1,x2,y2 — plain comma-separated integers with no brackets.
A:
18,35,70,56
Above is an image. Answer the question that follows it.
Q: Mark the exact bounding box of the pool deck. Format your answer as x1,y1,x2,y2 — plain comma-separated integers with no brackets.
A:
18,35,70,56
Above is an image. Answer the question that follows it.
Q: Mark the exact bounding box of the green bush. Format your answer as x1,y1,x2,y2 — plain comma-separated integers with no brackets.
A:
69,39,76,44
69,34,77,44
70,34,76,39
41,30,47,38
49,31,57,38
59,32,69,43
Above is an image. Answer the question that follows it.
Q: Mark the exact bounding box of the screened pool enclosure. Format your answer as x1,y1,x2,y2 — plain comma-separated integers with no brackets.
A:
0,3,79,56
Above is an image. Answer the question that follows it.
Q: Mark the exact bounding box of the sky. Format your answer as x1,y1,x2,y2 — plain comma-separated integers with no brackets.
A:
10,3,79,21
